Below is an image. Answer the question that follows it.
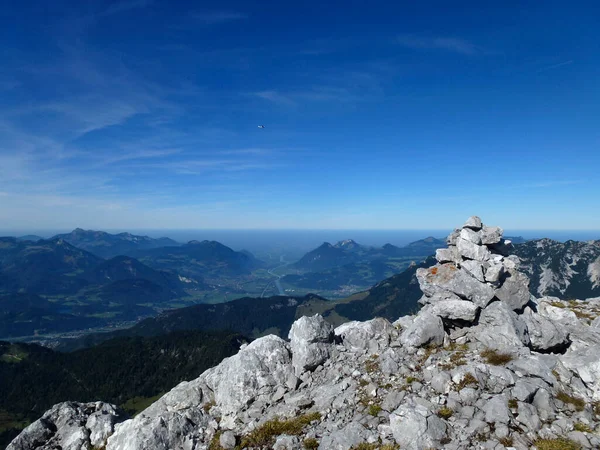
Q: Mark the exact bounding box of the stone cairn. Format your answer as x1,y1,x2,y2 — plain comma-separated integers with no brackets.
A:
402,215,569,353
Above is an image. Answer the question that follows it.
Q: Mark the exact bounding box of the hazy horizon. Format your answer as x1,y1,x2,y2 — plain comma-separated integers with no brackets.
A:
3,227,599,255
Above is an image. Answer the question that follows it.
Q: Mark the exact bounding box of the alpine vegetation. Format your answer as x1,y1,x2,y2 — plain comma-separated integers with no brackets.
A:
8,217,600,450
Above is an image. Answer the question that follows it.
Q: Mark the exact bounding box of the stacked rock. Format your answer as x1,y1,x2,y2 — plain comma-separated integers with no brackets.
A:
418,216,529,316
404,216,569,353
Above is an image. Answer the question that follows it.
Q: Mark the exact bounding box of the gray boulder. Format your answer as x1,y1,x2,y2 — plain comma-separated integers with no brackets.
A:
436,247,460,264
460,227,482,244
203,335,296,413
289,314,334,344
447,228,461,246
220,430,237,449
494,269,531,311
417,264,495,308
480,226,503,245
107,335,296,450
521,307,570,352
289,314,334,375
463,216,483,230
335,318,395,353
318,421,367,450
457,238,490,261
400,311,445,347
560,346,600,401
390,399,444,450
428,299,479,322
482,394,511,424
484,262,504,284
469,301,530,349
274,434,300,449
8,402,126,450
462,260,485,282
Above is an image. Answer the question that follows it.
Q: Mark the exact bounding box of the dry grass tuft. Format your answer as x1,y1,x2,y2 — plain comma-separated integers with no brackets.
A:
534,438,582,450
456,372,478,391
303,437,319,449
239,412,321,448
437,407,453,419
480,348,514,365
556,391,585,411
368,404,382,417
573,422,593,433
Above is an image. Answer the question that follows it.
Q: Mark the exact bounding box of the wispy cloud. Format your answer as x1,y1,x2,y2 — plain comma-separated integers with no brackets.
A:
536,60,574,73
519,180,584,189
132,158,282,175
396,34,479,55
94,149,182,166
220,148,273,156
191,11,247,26
250,83,378,107
251,90,297,107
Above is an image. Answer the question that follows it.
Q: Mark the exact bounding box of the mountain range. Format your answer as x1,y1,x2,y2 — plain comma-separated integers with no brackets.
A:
513,238,600,299
131,239,264,279
1,226,599,347
292,237,446,272
52,229,179,259
0,238,201,338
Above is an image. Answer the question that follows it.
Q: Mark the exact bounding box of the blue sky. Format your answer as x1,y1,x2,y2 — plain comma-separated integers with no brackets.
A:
0,0,599,230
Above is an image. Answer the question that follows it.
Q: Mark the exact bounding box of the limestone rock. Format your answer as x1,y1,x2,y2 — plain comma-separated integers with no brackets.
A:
390,399,443,450
417,264,495,308
480,226,503,245
274,434,300,449
462,259,485,282
203,335,296,413
483,394,511,424
428,299,479,322
447,228,461,246
289,314,334,375
457,238,490,261
494,269,531,311
463,216,483,230
220,430,236,449
8,402,126,450
521,306,570,352
469,301,530,349
289,314,334,344
560,346,600,401
484,262,504,284
460,227,482,244
335,318,395,353
436,247,460,264
317,421,366,450
400,311,445,347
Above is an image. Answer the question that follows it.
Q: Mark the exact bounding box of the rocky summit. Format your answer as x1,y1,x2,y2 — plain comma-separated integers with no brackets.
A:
9,217,600,450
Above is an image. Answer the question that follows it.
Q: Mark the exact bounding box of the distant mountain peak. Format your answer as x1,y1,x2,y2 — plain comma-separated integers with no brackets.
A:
52,229,180,258
334,239,360,249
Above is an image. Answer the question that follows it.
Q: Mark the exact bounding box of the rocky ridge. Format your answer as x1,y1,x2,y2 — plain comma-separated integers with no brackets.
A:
9,217,600,450
513,239,600,299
